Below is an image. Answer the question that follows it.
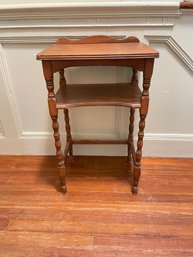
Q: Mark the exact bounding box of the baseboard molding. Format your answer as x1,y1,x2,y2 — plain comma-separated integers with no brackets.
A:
144,133,193,157
0,133,192,157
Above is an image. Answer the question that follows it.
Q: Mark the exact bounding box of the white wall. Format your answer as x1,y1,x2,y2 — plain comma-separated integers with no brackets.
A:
0,1,193,157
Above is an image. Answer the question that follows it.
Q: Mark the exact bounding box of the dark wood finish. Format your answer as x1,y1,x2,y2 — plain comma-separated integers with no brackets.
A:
37,36,158,61
180,1,193,9
133,58,154,194
131,68,138,85
72,139,128,144
37,43,158,60
59,69,66,87
37,36,159,194
56,83,141,108
64,109,73,161
0,156,193,257
51,59,146,72
42,61,67,194
127,108,135,163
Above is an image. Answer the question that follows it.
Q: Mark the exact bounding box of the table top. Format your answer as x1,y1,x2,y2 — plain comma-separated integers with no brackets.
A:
37,41,159,61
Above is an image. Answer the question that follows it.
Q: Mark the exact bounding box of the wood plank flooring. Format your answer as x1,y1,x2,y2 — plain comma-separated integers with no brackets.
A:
0,156,193,257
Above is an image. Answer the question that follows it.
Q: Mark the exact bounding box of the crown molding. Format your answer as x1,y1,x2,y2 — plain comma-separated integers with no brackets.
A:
0,2,180,16
0,2,180,29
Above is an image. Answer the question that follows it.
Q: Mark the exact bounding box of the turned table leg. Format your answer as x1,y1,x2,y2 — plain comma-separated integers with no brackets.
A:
127,108,135,163
59,69,73,161
52,113,67,193
132,59,154,194
59,69,66,87
132,113,146,194
131,68,138,85
42,61,67,194
127,68,138,163
64,108,73,161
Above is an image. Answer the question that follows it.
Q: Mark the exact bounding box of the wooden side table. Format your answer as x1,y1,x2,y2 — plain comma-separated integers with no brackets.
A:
37,36,159,195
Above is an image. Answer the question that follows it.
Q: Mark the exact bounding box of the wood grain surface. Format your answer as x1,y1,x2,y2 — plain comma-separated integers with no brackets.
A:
56,83,141,108
37,36,159,60
0,156,193,257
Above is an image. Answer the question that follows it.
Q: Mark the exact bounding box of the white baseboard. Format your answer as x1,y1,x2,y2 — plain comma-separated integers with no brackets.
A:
0,133,192,157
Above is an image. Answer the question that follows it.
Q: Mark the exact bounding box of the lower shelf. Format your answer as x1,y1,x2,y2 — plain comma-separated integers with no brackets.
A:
56,83,141,109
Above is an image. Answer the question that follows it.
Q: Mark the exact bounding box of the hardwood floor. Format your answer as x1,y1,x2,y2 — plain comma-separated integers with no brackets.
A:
0,156,193,257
